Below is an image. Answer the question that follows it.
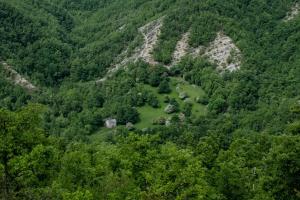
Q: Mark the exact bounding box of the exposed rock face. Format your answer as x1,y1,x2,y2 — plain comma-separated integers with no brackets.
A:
170,32,190,67
97,21,242,83
284,3,299,22
204,32,242,72
138,18,162,65
171,31,242,72
1,61,37,92
97,18,163,83
164,104,176,114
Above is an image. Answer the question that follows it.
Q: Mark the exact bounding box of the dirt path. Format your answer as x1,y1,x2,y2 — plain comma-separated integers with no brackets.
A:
1,61,37,92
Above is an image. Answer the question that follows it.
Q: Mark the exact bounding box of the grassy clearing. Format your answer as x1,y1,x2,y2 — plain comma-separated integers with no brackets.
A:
136,106,169,129
136,77,207,129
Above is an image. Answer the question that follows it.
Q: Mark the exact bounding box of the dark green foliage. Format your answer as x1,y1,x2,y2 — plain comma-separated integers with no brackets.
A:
116,105,139,125
169,98,180,113
1,0,300,199
0,2,40,49
0,74,32,110
183,103,192,117
158,79,171,94
147,93,160,108
153,9,191,64
197,94,209,105
20,38,72,86
189,13,220,46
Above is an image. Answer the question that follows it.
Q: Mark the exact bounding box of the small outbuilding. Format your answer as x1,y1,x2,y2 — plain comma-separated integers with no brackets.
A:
105,118,117,128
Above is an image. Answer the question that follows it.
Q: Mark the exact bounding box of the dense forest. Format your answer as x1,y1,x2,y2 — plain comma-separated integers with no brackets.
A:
0,0,300,199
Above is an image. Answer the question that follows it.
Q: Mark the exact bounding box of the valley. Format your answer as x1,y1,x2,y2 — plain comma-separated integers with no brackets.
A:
0,0,299,199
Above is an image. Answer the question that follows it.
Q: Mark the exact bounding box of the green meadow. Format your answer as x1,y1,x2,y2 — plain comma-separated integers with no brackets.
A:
136,77,207,128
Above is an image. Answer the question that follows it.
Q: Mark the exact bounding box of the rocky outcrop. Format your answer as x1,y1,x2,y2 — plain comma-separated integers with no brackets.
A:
1,61,37,92
97,18,163,83
169,32,190,67
164,104,176,114
203,32,242,72
138,18,162,65
284,3,299,22
97,21,242,83
171,31,242,72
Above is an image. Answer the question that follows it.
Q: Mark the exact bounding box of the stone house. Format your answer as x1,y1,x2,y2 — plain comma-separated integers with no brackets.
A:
105,118,117,128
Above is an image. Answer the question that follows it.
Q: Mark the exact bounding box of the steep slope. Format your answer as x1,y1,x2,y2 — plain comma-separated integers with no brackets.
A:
0,1,300,200
138,18,163,65
170,32,190,66
1,61,37,92
203,32,242,72
98,19,242,82
284,3,299,21
0,0,73,86
97,18,163,82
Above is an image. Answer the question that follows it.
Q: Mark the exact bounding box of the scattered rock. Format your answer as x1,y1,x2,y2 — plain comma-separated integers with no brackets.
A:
164,104,176,114
153,117,166,125
96,17,163,83
179,113,186,122
126,122,134,130
284,3,299,22
138,18,163,65
184,98,193,103
204,32,242,72
118,25,126,31
169,32,190,67
97,25,242,83
1,61,37,92
169,31,242,72
179,92,188,100
165,118,171,126
190,46,205,57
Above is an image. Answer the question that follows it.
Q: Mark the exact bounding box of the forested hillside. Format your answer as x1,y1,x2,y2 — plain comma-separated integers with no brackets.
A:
0,0,300,199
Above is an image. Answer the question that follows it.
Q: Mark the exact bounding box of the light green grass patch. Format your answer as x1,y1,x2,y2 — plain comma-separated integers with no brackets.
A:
136,106,169,129
136,77,207,129
170,77,207,115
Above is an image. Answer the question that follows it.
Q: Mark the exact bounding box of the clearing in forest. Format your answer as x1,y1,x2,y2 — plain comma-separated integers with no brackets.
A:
136,77,206,129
